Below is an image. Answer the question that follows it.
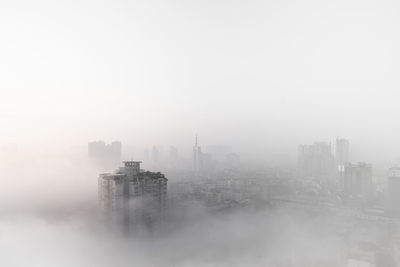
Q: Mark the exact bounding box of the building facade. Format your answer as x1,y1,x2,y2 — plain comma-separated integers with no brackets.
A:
98,161,168,232
386,167,400,217
341,162,372,198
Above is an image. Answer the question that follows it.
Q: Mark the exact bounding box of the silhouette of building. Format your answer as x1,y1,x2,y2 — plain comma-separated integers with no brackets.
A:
98,161,168,231
386,167,400,217
341,162,372,198
98,173,126,226
297,142,335,179
193,135,203,175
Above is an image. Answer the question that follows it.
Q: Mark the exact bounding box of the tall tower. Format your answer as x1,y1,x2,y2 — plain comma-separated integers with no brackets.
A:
98,161,168,232
193,135,202,175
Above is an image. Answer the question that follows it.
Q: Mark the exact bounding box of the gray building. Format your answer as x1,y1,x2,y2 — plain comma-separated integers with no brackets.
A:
98,161,168,231
386,167,400,217
193,135,203,175
341,162,372,198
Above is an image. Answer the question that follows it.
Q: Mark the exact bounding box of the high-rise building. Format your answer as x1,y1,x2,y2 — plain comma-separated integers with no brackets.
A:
98,161,168,231
98,173,126,226
340,162,372,198
193,135,203,174
386,167,400,217
297,142,335,179
335,138,349,171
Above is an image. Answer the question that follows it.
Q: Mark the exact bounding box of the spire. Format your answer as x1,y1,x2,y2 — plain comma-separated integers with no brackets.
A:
195,134,198,146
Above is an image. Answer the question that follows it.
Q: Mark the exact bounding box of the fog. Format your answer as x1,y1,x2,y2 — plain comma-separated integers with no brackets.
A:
1,0,400,157
0,153,342,266
0,205,341,267
2,0,400,266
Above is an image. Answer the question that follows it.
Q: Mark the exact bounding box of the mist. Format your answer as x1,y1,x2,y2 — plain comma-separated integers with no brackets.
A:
2,0,400,266
0,152,343,267
1,0,400,156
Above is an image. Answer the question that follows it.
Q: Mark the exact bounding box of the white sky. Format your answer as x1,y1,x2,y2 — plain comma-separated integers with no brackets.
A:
1,0,400,158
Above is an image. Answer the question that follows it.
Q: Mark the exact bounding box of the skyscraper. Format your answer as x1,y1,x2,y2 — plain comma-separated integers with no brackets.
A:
98,173,126,227
386,167,400,217
193,135,202,175
98,161,168,232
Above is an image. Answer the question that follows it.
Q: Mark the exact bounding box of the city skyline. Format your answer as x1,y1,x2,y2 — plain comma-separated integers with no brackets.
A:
2,0,400,266
2,0,400,160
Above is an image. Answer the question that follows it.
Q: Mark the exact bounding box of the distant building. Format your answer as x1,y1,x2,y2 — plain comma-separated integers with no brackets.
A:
98,161,168,231
340,162,372,198
98,173,126,226
193,135,203,175
335,138,349,171
386,167,400,217
88,141,121,170
297,142,335,179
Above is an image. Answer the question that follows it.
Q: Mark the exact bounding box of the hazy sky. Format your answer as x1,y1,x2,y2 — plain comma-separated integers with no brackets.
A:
1,0,400,156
